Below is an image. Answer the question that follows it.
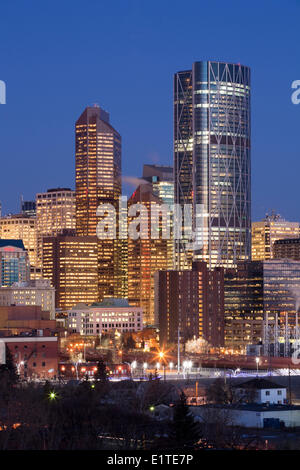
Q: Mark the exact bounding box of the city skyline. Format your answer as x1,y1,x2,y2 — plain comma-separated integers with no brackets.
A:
0,1,299,222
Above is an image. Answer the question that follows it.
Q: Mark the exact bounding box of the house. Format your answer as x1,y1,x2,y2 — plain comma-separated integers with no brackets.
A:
232,378,287,405
189,378,298,429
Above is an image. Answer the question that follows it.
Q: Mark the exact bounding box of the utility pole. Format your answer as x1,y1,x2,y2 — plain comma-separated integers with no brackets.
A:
177,327,180,374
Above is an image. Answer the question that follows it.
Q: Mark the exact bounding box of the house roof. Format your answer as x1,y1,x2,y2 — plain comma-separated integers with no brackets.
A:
233,378,285,390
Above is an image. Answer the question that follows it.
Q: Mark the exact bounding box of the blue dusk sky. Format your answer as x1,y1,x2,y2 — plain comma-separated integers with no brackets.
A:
0,0,299,220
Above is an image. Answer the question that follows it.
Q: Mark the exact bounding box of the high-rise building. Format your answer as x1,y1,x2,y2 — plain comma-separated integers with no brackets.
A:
0,279,55,319
274,238,300,260
174,61,251,269
21,199,36,217
36,188,76,265
0,240,30,287
42,231,98,311
252,212,299,260
0,214,38,268
142,164,174,206
75,105,126,300
225,259,300,351
128,184,171,325
155,261,224,347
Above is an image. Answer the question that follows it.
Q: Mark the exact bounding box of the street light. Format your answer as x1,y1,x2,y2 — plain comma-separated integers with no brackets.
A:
169,362,174,370
255,357,260,374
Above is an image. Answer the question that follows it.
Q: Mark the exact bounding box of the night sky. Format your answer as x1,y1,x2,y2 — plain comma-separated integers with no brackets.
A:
0,0,299,220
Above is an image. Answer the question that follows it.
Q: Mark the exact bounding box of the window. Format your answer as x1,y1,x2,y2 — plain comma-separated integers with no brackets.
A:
278,390,282,395
265,391,270,396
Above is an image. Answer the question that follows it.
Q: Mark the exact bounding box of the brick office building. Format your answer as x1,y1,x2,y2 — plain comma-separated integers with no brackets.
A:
155,261,224,347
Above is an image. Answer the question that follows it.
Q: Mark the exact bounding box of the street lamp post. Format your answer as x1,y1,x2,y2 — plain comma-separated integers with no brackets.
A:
255,357,260,375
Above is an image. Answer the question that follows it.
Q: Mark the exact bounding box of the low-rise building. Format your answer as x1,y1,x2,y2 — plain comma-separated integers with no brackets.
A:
0,279,55,319
191,403,300,429
0,305,57,337
1,335,58,379
232,378,287,405
68,298,143,335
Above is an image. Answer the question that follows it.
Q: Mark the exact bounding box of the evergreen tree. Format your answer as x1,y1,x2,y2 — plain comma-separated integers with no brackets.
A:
0,345,18,384
125,334,136,350
95,359,108,383
170,392,200,448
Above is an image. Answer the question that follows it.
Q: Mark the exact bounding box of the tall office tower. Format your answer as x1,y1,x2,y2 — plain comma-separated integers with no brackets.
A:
36,188,76,266
174,61,251,270
0,214,38,269
142,164,174,266
142,164,174,206
252,212,299,260
225,259,300,351
155,261,224,348
21,199,36,217
42,231,98,311
0,240,30,287
274,238,300,260
128,184,171,325
75,105,126,300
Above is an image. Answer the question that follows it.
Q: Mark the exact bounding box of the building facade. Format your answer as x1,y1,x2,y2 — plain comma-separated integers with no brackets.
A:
42,232,98,311
225,259,300,350
68,298,143,335
3,336,58,379
274,238,300,261
0,279,55,319
0,214,38,269
128,184,172,325
0,240,30,287
155,261,224,347
75,105,126,301
174,61,251,270
252,213,299,260
36,188,76,265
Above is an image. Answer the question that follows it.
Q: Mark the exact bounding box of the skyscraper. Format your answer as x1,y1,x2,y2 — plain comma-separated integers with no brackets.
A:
0,214,38,269
174,61,251,269
0,240,30,287
42,231,98,311
252,212,299,260
127,184,171,325
225,259,300,351
36,188,76,265
75,105,126,300
155,261,224,348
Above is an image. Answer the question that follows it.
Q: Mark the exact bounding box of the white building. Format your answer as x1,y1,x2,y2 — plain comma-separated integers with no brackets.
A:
0,279,55,319
191,378,295,429
68,298,143,335
233,378,287,405
191,403,300,429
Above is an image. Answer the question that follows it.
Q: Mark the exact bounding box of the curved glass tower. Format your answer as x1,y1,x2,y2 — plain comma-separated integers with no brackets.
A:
174,61,251,269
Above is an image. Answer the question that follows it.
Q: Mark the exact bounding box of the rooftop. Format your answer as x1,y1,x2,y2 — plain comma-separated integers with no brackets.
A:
0,239,25,250
233,378,285,390
195,403,300,412
91,298,130,308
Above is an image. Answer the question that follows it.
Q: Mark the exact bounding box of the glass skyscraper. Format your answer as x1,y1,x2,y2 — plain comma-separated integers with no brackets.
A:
174,61,251,269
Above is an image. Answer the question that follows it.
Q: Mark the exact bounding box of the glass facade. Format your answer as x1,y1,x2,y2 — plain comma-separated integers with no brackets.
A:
0,241,30,287
225,260,300,350
75,106,127,301
174,61,251,269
